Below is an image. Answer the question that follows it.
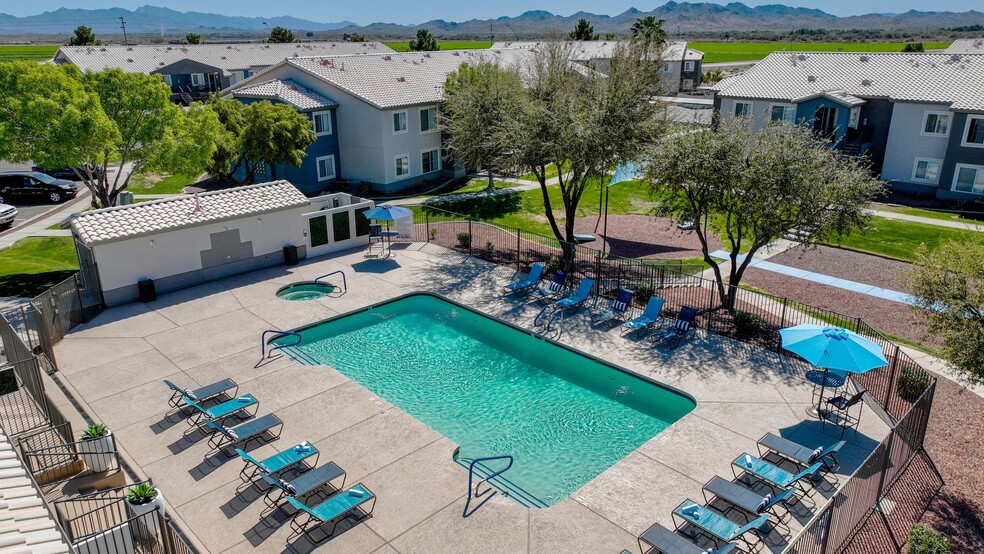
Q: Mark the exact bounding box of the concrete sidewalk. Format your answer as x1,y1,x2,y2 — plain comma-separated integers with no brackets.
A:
869,209,984,232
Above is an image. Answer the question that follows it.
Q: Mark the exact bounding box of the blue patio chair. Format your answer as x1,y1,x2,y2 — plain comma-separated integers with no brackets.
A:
163,378,237,409
672,499,771,551
651,306,698,348
637,521,739,554
528,270,568,304
553,277,596,315
504,263,544,296
732,453,824,497
286,483,377,544
593,288,635,327
757,433,846,473
205,413,283,457
621,296,665,338
235,442,319,485
181,394,258,427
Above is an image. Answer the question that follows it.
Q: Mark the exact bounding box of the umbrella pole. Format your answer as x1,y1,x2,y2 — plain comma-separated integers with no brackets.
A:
816,368,829,418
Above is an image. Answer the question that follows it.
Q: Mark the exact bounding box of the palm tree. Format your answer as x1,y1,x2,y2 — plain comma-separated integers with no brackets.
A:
630,16,668,48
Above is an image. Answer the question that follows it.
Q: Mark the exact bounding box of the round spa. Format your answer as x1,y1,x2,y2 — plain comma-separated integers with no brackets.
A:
275,282,336,301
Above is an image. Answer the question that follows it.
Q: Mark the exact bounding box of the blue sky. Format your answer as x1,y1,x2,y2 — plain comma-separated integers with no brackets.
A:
4,1,981,24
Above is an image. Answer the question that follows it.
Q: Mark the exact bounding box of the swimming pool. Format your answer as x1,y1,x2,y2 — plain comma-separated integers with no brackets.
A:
278,293,695,507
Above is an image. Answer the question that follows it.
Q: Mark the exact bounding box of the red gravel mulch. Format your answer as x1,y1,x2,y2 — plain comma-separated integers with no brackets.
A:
573,215,722,260
767,244,913,293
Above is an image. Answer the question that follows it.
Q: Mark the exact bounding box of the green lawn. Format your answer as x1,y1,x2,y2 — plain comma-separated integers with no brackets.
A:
0,45,58,62
870,202,984,224
382,41,492,53
128,173,199,195
519,163,564,182
0,237,79,297
828,216,980,262
691,41,951,63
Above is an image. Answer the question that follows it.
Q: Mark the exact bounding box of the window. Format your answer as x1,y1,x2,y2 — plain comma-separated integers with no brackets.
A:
684,61,695,72
922,111,950,136
191,73,205,86
848,107,860,129
421,149,440,173
312,111,332,136
393,111,408,134
962,116,984,147
734,102,752,118
681,79,694,90
229,71,245,85
662,63,671,72
394,154,410,178
770,104,796,123
953,164,984,194
316,155,335,182
911,158,942,184
419,107,438,133
161,74,172,87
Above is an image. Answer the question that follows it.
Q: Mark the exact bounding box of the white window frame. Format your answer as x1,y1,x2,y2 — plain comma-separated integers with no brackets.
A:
229,70,245,85
191,73,205,86
394,153,410,179
734,102,752,118
316,155,336,182
920,111,951,137
770,103,797,123
392,110,408,135
312,111,332,136
683,60,695,72
911,157,943,185
161,74,172,87
952,163,984,194
421,148,441,174
960,115,984,148
419,106,438,134
848,107,860,129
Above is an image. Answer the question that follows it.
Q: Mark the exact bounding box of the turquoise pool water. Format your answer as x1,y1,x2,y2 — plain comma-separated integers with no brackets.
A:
282,293,695,507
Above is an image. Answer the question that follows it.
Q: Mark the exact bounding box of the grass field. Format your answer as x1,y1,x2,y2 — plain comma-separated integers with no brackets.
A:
128,173,200,195
829,216,979,262
693,41,952,63
0,236,78,297
0,45,58,62
383,41,491,53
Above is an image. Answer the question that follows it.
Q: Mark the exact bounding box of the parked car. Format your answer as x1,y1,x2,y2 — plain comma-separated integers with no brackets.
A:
0,203,16,228
0,172,78,203
32,165,101,181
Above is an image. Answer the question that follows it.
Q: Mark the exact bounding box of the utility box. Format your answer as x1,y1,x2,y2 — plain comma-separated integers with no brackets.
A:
118,191,134,205
283,245,299,266
137,279,157,302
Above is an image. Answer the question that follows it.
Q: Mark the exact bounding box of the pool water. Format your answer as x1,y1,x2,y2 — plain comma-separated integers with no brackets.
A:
276,282,336,301
281,294,695,507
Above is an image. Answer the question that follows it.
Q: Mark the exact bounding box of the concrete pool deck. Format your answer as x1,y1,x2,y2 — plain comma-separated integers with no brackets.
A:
50,243,890,554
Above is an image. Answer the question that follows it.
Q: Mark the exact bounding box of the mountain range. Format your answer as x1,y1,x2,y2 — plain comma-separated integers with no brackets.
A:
1,3,983,37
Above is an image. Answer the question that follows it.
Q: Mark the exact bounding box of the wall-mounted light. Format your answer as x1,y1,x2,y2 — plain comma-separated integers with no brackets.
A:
149,239,155,247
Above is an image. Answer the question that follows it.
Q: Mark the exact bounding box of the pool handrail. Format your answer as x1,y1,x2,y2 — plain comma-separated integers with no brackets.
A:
314,270,347,294
467,454,514,500
261,329,302,358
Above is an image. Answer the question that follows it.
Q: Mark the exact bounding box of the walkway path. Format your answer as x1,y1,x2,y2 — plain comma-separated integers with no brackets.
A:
709,249,916,306
390,173,562,207
869,209,984,232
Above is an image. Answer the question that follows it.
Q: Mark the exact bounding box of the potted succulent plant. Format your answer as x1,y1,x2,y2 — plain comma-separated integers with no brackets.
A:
125,482,165,537
78,424,114,473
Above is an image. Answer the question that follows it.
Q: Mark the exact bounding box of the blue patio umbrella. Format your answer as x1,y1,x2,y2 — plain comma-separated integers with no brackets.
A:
596,161,646,254
780,324,888,416
362,205,413,257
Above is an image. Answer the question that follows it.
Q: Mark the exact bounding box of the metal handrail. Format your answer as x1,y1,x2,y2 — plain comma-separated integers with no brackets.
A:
314,270,347,294
466,455,513,499
261,329,301,358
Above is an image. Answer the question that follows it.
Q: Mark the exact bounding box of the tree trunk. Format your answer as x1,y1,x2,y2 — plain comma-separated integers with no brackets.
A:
485,168,494,191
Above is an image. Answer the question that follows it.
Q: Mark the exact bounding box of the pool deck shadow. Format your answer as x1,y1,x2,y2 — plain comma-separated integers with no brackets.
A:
53,242,892,554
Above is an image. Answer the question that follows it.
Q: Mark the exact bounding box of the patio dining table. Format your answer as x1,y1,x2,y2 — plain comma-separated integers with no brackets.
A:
805,369,846,416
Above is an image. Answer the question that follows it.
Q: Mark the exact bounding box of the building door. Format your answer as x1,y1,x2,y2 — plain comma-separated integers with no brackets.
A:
813,106,838,137
208,73,220,92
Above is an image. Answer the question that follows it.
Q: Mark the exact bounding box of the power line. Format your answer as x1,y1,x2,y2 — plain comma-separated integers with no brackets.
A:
119,16,128,45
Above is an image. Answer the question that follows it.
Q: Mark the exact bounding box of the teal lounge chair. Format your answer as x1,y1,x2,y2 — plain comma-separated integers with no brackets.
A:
703,475,796,526
637,521,739,554
732,453,824,496
261,462,346,510
652,306,698,348
504,263,544,296
553,277,596,314
181,394,258,427
621,296,665,338
672,499,771,551
593,288,635,327
528,270,568,304
163,378,237,409
286,483,377,543
236,442,319,485
757,433,845,472
205,414,283,457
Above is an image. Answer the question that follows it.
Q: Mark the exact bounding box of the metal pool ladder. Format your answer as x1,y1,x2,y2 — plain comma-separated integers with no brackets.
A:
261,329,301,358
315,270,347,294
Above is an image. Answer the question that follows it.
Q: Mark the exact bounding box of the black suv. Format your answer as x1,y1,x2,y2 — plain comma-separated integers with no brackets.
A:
0,172,79,203
32,165,102,181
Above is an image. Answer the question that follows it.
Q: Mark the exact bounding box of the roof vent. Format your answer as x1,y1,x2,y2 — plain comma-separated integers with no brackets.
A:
397,77,406,82
383,55,392,61
951,54,962,62
127,58,133,63
423,52,431,58
127,47,133,51
797,54,807,61
807,75,817,82
452,51,460,56
861,79,872,86
859,55,869,62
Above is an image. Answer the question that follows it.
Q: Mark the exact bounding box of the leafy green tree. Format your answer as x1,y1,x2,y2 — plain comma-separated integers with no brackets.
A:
902,42,925,52
907,240,984,386
702,68,725,84
409,29,438,51
206,97,316,186
268,26,297,43
348,33,365,42
68,25,101,46
630,16,668,47
569,18,599,41
186,33,203,44
645,118,883,310
443,62,526,191
605,32,616,41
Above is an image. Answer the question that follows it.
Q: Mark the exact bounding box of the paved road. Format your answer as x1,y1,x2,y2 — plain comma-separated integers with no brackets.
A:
702,60,758,69
0,190,90,250
0,200,62,227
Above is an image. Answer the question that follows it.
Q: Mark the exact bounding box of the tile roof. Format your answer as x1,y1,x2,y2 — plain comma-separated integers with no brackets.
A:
232,78,337,110
0,429,71,553
491,40,703,61
713,52,984,113
284,49,536,109
946,39,984,54
71,181,310,246
52,42,394,75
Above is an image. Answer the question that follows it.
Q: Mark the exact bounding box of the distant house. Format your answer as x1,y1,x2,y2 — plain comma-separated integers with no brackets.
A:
945,39,984,54
490,40,705,94
223,49,535,194
712,52,984,201
51,42,394,104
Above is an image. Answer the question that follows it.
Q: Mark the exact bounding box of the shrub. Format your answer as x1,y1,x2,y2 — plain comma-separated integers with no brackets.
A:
456,232,472,249
734,310,764,339
125,483,159,505
80,423,108,440
545,256,565,275
635,283,654,304
907,524,950,554
484,241,495,257
429,227,438,241
896,366,931,402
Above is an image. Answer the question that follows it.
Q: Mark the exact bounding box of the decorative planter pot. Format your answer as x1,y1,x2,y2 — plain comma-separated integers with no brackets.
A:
78,431,114,473
127,489,165,539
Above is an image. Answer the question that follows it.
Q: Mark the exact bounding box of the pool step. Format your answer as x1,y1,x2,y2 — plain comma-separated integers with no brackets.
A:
278,346,320,366
455,458,549,509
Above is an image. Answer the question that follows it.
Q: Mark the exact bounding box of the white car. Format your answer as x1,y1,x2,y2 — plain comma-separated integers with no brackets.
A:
0,203,16,228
